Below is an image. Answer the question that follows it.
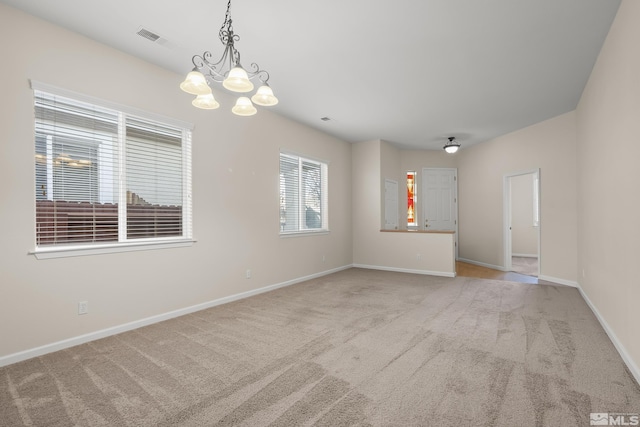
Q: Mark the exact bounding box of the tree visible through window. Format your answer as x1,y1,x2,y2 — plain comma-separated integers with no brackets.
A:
33,88,192,248
279,152,328,234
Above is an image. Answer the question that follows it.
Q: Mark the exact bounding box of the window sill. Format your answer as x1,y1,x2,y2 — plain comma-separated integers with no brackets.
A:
30,239,196,259
279,230,330,238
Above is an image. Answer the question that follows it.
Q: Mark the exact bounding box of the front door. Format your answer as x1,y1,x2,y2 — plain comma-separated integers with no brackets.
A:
422,168,457,231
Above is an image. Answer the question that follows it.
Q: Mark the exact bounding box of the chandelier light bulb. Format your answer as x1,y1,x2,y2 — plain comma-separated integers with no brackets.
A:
232,97,257,116
223,66,254,93
192,93,220,110
251,84,279,106
179,70,210,95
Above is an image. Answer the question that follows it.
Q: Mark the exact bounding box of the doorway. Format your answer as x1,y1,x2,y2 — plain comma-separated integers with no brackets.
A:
504,170,540,276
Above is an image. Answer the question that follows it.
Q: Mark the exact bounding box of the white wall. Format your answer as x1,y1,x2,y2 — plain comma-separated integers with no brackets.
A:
575,0,640,380
0,4,352,361
511,173,538,256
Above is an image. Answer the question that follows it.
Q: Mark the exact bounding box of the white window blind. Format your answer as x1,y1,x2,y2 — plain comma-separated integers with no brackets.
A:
34,88,192,249
279,152,328,234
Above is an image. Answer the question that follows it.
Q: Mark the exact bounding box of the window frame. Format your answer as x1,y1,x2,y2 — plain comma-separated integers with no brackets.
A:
30,81,194,259
279,151,329,236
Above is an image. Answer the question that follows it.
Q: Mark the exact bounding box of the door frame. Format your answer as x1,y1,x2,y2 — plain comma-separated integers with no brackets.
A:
503,169,540,274
422,167,459,259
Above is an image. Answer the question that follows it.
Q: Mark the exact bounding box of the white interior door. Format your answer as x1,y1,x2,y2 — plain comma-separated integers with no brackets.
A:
422,168,457,231
422,168,458,258
384,179,398,230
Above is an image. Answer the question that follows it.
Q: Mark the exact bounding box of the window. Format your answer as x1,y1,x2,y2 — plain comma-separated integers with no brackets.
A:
279,152,328,234
33,84,192,254
407,171,416,227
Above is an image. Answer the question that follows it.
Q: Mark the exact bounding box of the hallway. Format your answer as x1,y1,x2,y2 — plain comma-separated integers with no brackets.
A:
456,260,552,285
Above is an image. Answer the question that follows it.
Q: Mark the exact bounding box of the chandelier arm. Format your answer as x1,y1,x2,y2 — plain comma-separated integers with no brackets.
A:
245,63,270,83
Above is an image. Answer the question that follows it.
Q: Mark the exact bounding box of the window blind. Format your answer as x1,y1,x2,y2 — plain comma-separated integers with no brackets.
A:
35,91,120,245
125,117,184,239
279,152,328,233
34,89,192,248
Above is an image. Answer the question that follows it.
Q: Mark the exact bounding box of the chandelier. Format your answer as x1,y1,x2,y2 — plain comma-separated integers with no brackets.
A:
443,136,460,154
179,0,278,116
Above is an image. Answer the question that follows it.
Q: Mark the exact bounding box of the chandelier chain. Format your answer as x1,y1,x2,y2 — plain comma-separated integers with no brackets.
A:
219,0,233,40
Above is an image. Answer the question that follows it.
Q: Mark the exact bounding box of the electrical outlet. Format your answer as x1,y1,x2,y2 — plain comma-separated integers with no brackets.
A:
322,255,326,262
78,301,88,315
246,269,251,279
416,253,421,260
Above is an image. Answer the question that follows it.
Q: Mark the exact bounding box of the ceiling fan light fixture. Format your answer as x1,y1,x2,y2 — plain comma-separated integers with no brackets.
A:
444,136,460,154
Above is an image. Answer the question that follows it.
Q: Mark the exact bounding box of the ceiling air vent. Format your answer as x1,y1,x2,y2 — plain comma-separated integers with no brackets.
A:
136,27,161,42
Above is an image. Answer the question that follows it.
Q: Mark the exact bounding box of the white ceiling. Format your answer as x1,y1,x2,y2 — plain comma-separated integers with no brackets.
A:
2,0,620,150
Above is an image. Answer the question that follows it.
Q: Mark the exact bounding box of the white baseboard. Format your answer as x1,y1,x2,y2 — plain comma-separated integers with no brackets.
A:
512,253,538,258
458,258,577,288
576,282,640,387
0,265,352,368
537,275,578,288
353,263,456,278
457,257,507,272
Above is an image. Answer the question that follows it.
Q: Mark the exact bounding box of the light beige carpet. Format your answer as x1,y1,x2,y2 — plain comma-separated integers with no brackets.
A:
1,268,639,426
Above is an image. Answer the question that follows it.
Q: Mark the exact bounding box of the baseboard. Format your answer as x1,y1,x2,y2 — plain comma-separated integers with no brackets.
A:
457,257,507,272
576,282,640,387
352,263,456,278
0,264,352,368
512,253,538,258
538,275,578,288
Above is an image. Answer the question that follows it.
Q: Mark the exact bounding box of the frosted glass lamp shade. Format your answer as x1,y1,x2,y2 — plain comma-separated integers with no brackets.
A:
444,144,460,154
180,70,210,95
231,97,257,116
192,93,220,110
251,84,279,106
223,67,254,92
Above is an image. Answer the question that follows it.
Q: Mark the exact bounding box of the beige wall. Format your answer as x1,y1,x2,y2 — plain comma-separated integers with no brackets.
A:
511,173,538,256
0,4,352,360
352,140,455,275
456,112,578,283
576,0,640,377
